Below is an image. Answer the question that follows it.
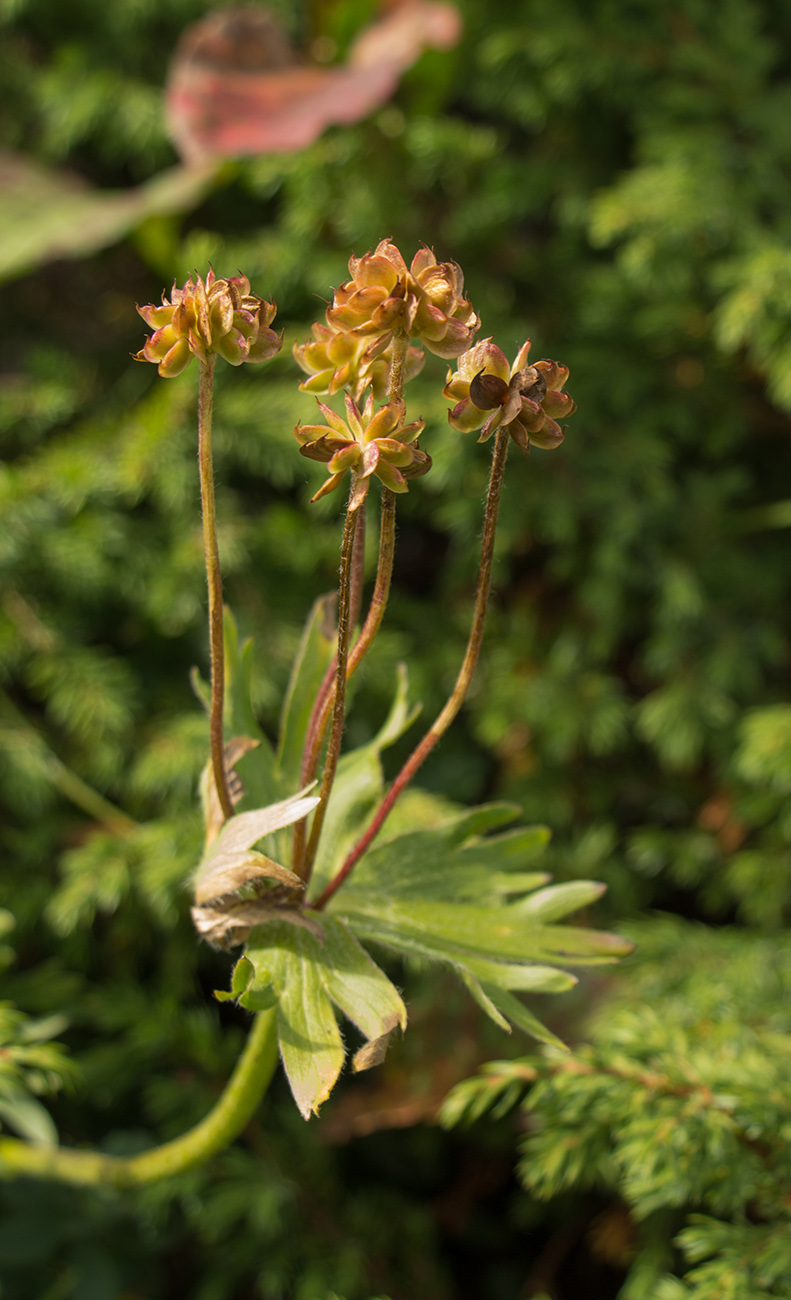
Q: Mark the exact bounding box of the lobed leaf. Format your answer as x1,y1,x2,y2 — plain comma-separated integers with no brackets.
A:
237,915,406,1114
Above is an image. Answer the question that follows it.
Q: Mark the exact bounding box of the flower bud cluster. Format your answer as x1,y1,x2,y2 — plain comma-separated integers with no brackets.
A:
293,239,479,399
444,339,576,454
136,270,282,377
295,392,429,508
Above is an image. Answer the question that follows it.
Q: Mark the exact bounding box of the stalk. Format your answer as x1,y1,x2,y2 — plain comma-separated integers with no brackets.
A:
298,495,359,883
0,1009,278,1187
292,491,395,876
314,425,510,910
198,356,234,822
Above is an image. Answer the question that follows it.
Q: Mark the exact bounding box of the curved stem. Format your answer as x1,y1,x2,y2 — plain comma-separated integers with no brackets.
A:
314,426,510,910
0,1009,278,1187
198,356,234,822
299,498,359,884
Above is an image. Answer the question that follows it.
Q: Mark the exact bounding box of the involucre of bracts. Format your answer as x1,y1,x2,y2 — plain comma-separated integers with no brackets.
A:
135,269,282,376
295,391,429,508
444,339,576,454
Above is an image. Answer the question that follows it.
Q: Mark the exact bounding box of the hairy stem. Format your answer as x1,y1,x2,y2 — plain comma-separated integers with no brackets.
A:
314,425,510,910
292,491,395,875
0,1010,278,1187
349,499,367,631
388,331,409,402
198,356,234,822
298,496,359,883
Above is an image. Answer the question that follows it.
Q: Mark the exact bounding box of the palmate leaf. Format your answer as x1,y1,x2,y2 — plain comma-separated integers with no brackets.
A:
209,611,628,1101
327,807,632,1043
234,916,406,1118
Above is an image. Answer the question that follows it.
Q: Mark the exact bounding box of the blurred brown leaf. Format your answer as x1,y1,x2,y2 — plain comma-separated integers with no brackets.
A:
165,1,462,163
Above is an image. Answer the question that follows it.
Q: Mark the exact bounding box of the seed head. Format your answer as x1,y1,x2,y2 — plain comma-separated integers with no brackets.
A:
135,270,281,376
444,339,576,453
295,392,430,508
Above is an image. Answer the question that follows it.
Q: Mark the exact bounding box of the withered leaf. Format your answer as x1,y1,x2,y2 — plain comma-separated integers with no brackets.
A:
194,849,302,906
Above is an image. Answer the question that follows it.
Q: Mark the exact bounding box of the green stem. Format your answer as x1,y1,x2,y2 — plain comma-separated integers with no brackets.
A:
45,755,137,834
298,496,358,884
314,426,510,910
198,356,234,823
0,1010,278,1187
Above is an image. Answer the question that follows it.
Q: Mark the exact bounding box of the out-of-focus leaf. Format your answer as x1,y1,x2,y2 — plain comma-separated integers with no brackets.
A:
222,609,282,811
0,152,215,283
277,593,336,791
513,881,607,922
166,2,462,164
0,1090,58,1147
478,982,568,1050
462,957,578,994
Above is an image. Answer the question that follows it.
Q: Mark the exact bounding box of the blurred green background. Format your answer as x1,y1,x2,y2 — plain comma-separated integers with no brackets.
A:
2,0,791,1296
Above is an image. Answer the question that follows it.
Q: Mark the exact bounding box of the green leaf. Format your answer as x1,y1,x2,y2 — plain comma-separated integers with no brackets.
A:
478,982,569,1050
0,151,215,283
277,594,336,790
223,609,281,810
317,914,406,1045
513,881,607,922
341,810,550,904
243,920,343,1119
461,957,578,994
458,969,512,1032
308,664,419,897
337,896,633,967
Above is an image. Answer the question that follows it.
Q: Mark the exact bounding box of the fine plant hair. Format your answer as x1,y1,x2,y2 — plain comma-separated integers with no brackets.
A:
0,243,628,1187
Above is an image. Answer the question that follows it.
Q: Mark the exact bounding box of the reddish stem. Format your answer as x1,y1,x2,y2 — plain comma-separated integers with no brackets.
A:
313,426,510,910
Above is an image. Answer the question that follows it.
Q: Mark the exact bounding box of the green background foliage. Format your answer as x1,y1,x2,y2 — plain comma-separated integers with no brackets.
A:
2,0,791,1295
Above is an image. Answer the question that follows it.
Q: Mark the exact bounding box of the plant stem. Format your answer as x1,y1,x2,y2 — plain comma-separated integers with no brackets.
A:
314,425,510,910
298,496,359,884
294,333,408,881
388,332,409,402
349,498,367,631
45,754,137,834
300,491,396,792
0,1009,278,1187
292,491,394,876
198,355,234,823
